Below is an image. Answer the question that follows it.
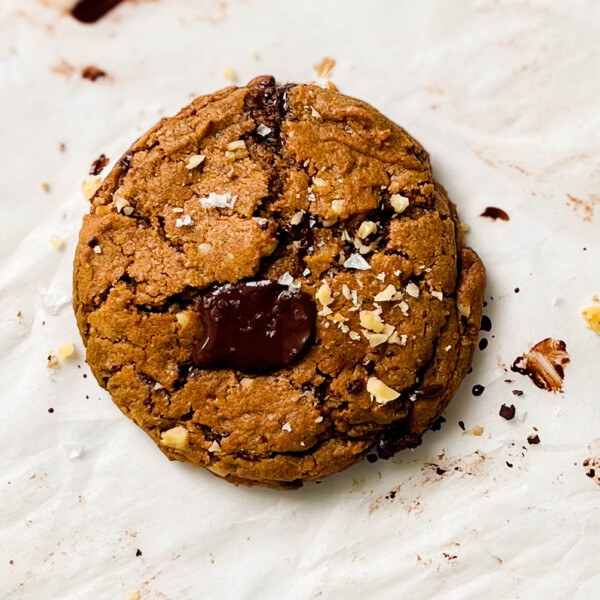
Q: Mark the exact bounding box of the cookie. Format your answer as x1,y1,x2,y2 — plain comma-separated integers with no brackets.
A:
73,76,485,489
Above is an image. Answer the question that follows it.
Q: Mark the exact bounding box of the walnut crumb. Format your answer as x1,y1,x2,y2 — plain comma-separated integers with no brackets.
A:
314,57,336,78
49,235,64,250
390,194,409,213
82,176,102,201
58,342,75,359
223,66,237,81
186,154,205,169
161,426,188,450
367,377,400,404
316,282,334,306
463,426,484,436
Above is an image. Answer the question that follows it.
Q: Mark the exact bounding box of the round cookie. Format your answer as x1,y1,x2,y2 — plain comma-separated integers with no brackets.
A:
73,76,485,489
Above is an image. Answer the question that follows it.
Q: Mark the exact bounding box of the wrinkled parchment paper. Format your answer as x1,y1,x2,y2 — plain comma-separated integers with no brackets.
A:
2,1,600,598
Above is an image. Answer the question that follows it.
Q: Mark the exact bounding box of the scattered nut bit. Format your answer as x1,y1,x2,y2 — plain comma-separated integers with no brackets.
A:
316,282,334,306
362,324,395,348
282,422,293,432
223,66,237,81
197,243,212,256
175,215,193,228
463,426,484,436
360,310,385,333
367,377,400,405
82,176,102,200
310,106,322,119
331,200,344,215
314,56,336,78
58,342,75,359
207,441,222,453
405,282,420,298
114,196,131,214
49,235,64,250
126,593,140,600
315,416,324,423
357,220,377,239
186,154,205,169
459,221,470,233
527,433,541,445
93,245,102,254
226,140,246,151
172,207,184,213
47,353,58,369
161,426,189,450
430,290,444,301
582,304,600,334
388,331,407,345
457,302,471,318
290,210,305,226
256,123,271,136
348,331,361,341
40,182,51,192
324,80,338,91
175,311,190,327
374,284,397,302
390,194,409,213
312,177,327,188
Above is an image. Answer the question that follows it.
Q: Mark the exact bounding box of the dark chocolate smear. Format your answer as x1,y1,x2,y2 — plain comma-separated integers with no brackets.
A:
192,281,316,373
71,0,124,23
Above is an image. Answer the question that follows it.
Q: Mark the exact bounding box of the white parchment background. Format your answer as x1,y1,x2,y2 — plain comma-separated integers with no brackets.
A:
1,1,600,598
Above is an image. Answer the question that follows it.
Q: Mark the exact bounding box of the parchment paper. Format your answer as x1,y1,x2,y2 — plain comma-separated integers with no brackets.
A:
1,1,600,598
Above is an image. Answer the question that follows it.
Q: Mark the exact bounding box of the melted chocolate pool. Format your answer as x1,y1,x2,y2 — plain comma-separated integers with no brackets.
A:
192,281,316,373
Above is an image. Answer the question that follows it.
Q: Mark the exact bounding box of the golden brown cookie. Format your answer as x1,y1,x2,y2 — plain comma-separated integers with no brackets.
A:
73,76,485,489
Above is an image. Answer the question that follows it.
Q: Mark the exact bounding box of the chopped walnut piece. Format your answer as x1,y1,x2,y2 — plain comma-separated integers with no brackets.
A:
226,140,246,151
367,377,400,404
374,284,397,302
360,310,385,333
463,426,484,436
58,342,75,359
207,441,222,453
331,200,344,215
49,235,64,250
223,66,236,81
314,57,336,78
197,243,212,256
310,106,322,119
175,311,190,327
357,220,377,239
82,176,101,200
457,302,471,318
316,282,334,306
161,426,188,450
390,194,409,213
186,154,205,169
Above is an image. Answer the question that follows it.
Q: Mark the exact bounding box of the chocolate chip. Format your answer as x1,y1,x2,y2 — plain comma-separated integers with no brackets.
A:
472,385,485,397
506,461,513,468
346,379,364,394
479,338,488,351
366,454,378,463
48,408,54,413
192,281,316,373
480,206,510,221
135,549,142,557
458,420,465,430
527,434,541,445
71,0,124,23
587,469,596,478
514,287,520,293
499,404,516,420
480,315,492,332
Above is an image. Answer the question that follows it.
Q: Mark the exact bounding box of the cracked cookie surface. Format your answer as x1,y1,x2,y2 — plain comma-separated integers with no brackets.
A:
73,76,486,489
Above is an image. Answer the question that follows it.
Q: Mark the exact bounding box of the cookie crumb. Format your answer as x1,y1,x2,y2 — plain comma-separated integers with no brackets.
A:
223,66,237,81
47,353,58,369
582,304,600,334
81,65,106,81
89,153,109,175
40,182,51,192
314,57,336,78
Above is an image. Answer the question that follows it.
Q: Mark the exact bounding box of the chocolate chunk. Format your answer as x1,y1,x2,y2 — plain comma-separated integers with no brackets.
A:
435,467,446,475
366,454,378,463
71,0,124,23
81,66,107,82
479,338,488,351
135,549,142,557
192,281,316,373
480,206,510,221
48,408,54,413
587,469,596,478
480,315,492,332
527,434,541,445
506,461,513,468
472,384,485,397
499,404,516,420
430,415,446,431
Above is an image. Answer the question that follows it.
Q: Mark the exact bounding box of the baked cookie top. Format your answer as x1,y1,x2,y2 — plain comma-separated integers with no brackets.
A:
73,76,485,488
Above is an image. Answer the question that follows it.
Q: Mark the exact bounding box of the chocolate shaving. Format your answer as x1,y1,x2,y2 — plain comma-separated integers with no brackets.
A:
511,338,570,392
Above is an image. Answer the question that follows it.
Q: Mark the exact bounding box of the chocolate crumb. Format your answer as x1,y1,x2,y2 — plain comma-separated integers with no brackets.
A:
71,0,125,24
512,390,523,396
386,490,396,499
506,461,513,468
480,206,510,221
514,287,520,293
430,415,446,431
89,154,109,175
458,420,465,431
527,434,541,445
366,454,378,463
81,65,107,82
48,408,54,413
499,404,516,420
479,338,488,351
436,467,446,475
472,384,485,397
346,379,364,394
135,549,142,557
586,469,596,478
